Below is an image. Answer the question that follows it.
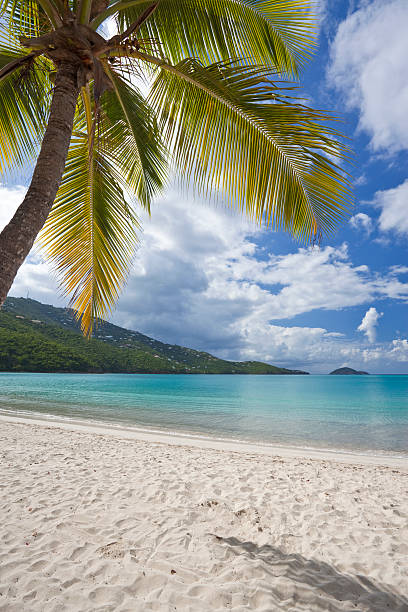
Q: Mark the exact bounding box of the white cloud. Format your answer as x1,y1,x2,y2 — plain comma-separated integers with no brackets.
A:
354,174,367,187
3,189,408,372
389,265,408,276
388,339,408,361
10,252,64,305
357,307,382,343
314,0,328,30
0,184,26,229
0,184,62,303
328,0,408,154
371,178,408,236
349,212,373,235
107,195,408,371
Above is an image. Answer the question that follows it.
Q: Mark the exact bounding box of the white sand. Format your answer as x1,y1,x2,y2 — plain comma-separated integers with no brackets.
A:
0,415,407,611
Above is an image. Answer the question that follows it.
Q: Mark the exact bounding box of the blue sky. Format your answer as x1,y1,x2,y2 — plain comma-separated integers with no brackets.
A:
1,0,408,373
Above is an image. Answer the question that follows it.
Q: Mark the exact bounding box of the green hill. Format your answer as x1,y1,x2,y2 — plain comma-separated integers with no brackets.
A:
0,297,309,375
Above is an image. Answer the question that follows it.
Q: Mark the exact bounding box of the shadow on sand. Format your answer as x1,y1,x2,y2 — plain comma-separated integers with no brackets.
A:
214,535,408,612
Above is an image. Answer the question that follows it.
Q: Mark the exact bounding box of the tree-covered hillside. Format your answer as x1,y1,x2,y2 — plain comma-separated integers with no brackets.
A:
0,298,308,375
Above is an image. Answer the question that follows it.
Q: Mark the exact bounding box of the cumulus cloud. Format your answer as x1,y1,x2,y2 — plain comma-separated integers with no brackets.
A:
0,184,26,229
10,252,64,305
349,212,373,235
4,189,408,372
388,339,408,361
110,195,408,328
328,0,408,154
0,184,62,302
371,178,408,236
357,307,382,343
106,195,408,371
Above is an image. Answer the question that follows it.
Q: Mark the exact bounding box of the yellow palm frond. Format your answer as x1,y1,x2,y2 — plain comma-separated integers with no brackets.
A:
0,0,46,36
38,97,140,336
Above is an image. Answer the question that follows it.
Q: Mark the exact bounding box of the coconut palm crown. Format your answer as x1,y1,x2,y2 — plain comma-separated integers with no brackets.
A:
0,0,351,335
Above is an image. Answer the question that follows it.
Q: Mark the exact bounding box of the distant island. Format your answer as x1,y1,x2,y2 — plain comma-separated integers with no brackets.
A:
330,367,369,375
0,298,309,375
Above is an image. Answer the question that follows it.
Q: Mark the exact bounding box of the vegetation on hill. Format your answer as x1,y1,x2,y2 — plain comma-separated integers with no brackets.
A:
0,298,309,375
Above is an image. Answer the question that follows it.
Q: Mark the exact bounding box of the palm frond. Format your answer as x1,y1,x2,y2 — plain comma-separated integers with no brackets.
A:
117,0,316,76
148,58,351,241
38,104,140,337
0,37,50,175
101,66,167,211
0,0,50,37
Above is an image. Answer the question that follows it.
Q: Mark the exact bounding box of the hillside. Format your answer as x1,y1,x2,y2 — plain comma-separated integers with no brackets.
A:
0,298,309,375
330,367,369,375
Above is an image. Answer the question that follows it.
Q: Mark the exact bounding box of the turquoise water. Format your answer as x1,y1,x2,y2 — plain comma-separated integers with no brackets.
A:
0,373,407,456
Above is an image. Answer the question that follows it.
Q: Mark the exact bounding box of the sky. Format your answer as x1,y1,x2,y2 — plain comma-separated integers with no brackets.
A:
1,0,408,373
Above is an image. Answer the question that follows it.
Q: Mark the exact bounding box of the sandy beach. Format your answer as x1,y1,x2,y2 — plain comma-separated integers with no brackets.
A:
0,415,407,611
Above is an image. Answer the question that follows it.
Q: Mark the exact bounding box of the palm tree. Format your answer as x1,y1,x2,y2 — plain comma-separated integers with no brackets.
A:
0,0,350,335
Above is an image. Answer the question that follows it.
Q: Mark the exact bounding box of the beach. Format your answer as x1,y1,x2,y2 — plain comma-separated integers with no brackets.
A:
0,415,407,611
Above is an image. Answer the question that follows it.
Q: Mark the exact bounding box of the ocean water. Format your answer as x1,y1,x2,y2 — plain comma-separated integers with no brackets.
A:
0,373,407,456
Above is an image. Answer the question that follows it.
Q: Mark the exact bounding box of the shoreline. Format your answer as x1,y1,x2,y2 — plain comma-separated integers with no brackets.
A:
1,411,407,468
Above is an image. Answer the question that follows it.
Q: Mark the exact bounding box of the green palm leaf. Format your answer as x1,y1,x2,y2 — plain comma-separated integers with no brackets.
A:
148,58,351,240
101,67,167,212
0,35,50,175
38,99,140,336
115,0,316,76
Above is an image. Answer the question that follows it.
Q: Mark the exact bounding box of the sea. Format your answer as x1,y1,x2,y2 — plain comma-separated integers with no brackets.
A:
0,373,407,457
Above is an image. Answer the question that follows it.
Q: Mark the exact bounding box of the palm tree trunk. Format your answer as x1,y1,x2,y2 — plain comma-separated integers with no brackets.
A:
0,61,80,306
